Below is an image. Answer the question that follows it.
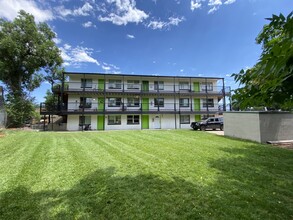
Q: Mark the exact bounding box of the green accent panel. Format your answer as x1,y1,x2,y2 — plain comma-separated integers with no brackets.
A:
142,98,149,111
193,82,200,92
195,115,201,121
98,98,105,111
142,81,149,91
194,98,200,111
97,115,104,130
141,115,149,129
98,79,105,90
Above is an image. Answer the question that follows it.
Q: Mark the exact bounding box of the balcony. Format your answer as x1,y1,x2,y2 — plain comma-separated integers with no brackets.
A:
40,101,226,115
52,82,231,96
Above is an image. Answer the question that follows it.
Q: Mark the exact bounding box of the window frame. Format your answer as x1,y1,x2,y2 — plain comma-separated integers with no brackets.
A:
127,115,140,125
127,97,140,107
180,115,190,124
79,116,91,126
108,79,122,89
154,98,164,107
154,81,164,90
127,80,140,90
81,79,92,88
108,115,121,125
179,98,189,107
179,82,189,90
202,99,214,108
80,97,92,108
201,82,213,91
108,97,122,107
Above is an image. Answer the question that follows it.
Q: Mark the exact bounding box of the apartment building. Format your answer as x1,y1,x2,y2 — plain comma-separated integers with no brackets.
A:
40,72,231,131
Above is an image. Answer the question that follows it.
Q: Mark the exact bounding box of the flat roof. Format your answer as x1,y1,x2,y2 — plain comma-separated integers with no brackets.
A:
64,71,224,80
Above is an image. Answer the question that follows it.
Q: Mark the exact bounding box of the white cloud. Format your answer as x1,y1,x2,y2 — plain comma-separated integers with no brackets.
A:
147,16,185,30
102,62,120,72
224,0,236,4
53,38,62,44
126,34,135,39
82,21,96,28
190,0,236,14
55,2,94,18
60,44,100,67
0,0,54,22
191,0,202,11
73,2,93,16
208,0,222,6
102,65,111,71
98,0,149,25
208,6,218,14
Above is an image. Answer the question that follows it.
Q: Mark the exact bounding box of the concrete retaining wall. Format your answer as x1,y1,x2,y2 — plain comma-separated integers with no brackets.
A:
224,112,293,143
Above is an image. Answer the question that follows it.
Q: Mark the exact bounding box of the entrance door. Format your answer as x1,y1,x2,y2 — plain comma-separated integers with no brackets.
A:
97,115,104,130
98,79,105,91
154,115,161,129
141,115,149,129
98,98,105,111
142,81,149,92
194,98,200,111
193,82,200,92
142,98,149,111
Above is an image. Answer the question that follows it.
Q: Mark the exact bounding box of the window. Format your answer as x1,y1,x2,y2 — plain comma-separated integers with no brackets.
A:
180,115,190,124
179,82,189,90
203,99,214,107
201,82,213,91
154,98,164,107
154,81,164,90
109,79,122,89
81,79,92,88
108,98,122,107
180,98,189,107
127,97,140,107
127,80,140,90
80,97,92,108
108,115,121,125
127,115,140,125
79,116,91,125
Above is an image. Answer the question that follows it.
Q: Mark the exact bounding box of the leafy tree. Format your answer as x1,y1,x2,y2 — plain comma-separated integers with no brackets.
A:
5,93,35,127
44,90,58,112
232,12,293,110
0,10,63,126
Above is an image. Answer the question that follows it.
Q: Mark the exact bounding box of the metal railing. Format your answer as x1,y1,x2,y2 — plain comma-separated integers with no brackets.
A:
40,101,225,114
52,82,231,95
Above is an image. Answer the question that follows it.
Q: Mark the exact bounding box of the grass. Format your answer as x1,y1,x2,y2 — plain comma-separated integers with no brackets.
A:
0,129,292,219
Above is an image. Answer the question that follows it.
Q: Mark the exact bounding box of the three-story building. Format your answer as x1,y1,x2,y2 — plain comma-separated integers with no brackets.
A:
40,72,231,131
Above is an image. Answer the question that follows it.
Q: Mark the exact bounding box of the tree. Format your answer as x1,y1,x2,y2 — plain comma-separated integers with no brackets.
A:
232,12,293,110
44,90,58,112
0,10,63,126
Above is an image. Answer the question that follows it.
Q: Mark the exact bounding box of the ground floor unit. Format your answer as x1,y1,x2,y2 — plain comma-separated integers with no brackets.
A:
63,113,219,131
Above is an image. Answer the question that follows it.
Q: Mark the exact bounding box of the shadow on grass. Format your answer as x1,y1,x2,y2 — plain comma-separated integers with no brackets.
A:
0,168,209,219
1,145,293,219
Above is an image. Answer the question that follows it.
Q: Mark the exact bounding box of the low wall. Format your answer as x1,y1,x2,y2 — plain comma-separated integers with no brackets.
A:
224,112,293,143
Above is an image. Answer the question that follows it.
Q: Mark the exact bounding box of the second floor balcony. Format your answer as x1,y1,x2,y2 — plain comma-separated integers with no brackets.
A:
53,82,231,96
40,101,227,115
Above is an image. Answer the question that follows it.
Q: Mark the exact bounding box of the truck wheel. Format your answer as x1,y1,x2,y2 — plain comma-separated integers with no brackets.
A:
200,125,206,131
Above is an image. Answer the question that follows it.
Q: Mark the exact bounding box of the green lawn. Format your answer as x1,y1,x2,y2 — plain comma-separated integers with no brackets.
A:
0,130,292,219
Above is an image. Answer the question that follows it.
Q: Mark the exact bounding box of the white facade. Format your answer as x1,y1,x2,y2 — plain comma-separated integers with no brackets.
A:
42,73,229,131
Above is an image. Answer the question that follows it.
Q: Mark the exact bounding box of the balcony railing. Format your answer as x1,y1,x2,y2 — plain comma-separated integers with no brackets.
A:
40,101,225,114
52,82,231,95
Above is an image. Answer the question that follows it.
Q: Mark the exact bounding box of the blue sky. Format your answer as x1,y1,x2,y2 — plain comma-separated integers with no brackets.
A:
0,0,292,103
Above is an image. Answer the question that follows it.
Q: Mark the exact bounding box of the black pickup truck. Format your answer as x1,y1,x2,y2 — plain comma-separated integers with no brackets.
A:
190,117,224,131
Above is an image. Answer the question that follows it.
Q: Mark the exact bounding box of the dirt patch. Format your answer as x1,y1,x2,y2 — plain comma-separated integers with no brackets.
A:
268,140,293,150
270,143,293,150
